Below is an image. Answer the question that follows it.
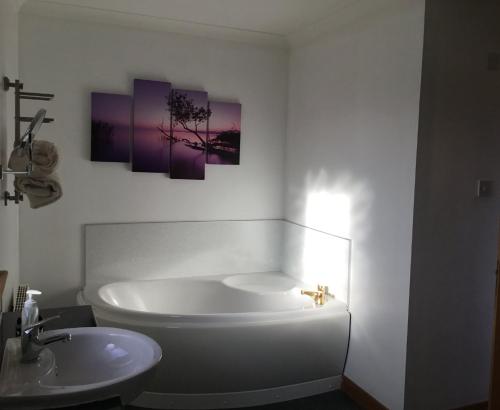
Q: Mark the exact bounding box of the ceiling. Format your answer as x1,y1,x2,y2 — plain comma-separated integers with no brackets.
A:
20,0,389,47
22,0,347,34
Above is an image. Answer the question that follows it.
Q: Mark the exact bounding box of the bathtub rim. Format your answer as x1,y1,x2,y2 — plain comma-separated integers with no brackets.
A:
78,273,348,328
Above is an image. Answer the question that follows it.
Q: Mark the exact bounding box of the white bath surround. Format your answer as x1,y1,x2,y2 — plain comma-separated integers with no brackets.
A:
80,220,351,409
83,220,351,304
80,273,350,409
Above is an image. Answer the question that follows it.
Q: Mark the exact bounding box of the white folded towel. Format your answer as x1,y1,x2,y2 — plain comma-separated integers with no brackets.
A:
8,140,59,177
14,173,62,209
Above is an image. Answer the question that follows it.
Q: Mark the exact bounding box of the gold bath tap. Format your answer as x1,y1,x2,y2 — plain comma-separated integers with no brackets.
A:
301,285,328,305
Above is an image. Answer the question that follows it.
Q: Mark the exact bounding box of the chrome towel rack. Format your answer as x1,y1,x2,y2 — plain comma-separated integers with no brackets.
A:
1,77,55,205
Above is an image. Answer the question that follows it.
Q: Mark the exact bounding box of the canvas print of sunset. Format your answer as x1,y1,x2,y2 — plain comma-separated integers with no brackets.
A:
91,93,131,162
132,79,171,173
169,89,209,180
207,102,241,165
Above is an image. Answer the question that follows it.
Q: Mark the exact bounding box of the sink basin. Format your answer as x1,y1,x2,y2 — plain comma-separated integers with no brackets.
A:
0,327,162,409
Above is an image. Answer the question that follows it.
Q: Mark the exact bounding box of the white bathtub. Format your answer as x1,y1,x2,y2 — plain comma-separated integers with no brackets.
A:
78,272,350,409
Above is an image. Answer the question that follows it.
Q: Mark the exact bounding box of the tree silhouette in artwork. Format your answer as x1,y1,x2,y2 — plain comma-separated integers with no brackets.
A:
168,92,211,147
91,120,114,146
156,118,171,142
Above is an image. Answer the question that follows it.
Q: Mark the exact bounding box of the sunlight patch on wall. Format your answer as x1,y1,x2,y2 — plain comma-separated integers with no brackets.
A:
284,169,374,306
304,190,351,238
300,191,351,304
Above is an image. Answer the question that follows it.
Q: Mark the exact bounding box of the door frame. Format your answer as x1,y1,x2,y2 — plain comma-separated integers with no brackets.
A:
489,222,500,409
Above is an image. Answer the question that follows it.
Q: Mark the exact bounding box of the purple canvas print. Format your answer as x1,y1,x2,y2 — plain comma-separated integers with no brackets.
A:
132,79,171,173
207,101,241,165
91,93,131,162
169,89,209,180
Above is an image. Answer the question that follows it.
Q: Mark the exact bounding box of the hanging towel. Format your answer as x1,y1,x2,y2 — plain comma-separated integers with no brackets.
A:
14,173,62,209
8,140,59,177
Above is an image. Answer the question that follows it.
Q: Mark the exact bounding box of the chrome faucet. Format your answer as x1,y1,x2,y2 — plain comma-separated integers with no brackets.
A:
21,315,72,362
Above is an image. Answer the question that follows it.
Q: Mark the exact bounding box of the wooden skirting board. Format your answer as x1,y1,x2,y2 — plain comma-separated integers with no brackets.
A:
341,376,388,410
451,402,488,410
341,376,489,410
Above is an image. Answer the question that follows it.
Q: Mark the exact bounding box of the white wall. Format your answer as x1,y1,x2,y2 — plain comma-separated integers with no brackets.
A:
16,4,436,408
405,1,500,408
0,0,23,311
285,1,425,408
18,14,288,307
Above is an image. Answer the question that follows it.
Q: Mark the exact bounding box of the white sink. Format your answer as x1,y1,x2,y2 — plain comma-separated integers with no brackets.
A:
0,327,162,409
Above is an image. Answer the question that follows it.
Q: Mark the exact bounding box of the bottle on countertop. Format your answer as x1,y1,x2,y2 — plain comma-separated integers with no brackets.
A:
21,289,41,330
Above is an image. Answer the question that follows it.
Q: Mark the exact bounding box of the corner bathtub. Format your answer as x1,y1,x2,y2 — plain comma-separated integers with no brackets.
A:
78,272,350,409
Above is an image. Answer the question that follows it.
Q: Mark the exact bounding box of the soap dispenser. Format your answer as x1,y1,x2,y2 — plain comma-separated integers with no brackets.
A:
22,289,41,330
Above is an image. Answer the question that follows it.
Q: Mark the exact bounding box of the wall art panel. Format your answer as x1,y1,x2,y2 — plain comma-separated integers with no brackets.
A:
91,92,131,162
132,79,171,173
207,101,241,165
169,89,209,180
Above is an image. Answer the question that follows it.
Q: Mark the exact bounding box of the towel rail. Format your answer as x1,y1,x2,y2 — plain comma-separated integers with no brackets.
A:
18,116,54,123
19,92,55,100
1,76,55,206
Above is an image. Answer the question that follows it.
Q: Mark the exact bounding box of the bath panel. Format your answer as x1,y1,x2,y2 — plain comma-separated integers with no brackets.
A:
79,273,350,409
134,377,342,409
82,220,351,408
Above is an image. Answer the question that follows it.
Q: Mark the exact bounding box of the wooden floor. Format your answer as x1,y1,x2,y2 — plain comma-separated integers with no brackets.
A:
129,391,360,410
232,391,360,410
